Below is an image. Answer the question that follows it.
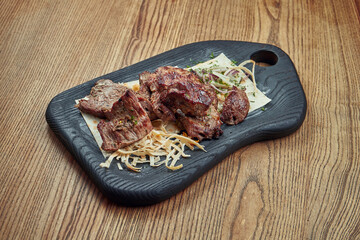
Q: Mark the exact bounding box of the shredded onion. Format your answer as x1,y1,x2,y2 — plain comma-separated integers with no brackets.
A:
236,60,257,92
224,69,239,76
212,72,233,86
210,83,228,93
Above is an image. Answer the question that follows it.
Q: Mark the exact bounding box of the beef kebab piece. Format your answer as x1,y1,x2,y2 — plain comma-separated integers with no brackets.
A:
76,79,127,118
98,89,153,151
138,66,223,140
76,79,152,151
220,86,250,125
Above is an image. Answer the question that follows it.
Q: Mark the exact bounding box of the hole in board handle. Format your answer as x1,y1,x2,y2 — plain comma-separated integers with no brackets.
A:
250,50,278,67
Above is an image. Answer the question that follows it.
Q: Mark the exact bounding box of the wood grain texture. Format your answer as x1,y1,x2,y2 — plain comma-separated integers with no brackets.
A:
0,0,359,239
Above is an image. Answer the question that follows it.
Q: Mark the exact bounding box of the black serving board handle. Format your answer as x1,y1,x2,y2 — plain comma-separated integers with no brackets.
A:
46,41,306,206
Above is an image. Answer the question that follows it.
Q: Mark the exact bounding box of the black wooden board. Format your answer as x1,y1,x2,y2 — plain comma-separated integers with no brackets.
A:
46,41,307,206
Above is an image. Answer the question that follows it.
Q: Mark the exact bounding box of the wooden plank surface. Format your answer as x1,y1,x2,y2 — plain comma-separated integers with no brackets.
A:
0,0,359,239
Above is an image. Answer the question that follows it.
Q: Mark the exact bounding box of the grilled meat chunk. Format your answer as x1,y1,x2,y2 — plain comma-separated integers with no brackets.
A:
176,105,223,141
97,89,153,151
151,91,177,121
221,86,250,125
136,94,158,121
76,79,128,118
138,66,223,139
138,70,176,121
139,66,215,119
156,66,214,117
139,71,158,94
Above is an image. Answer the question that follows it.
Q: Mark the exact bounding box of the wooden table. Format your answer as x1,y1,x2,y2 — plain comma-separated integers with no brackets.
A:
1,0,359,239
